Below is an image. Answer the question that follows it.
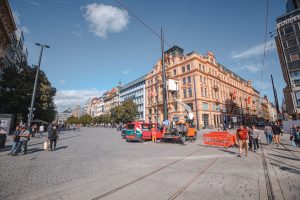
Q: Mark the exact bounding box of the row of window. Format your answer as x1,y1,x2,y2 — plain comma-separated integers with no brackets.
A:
286,51,300,62
147,102,220,114
121,82,144,93
283,36,300,49
182,76,192,84
120,88,144,99
183,88,193,98
279,22,300,36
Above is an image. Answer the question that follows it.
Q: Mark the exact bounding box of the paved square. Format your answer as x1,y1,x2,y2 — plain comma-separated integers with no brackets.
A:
0,128,299,200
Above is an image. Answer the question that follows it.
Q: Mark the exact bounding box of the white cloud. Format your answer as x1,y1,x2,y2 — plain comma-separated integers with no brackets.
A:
60,80,66,84
231,40,276,59
122,70,130,74
236,63,262,73
28,1,40,6
83,3,129,38
13,11,20,25
21,26,30,34
13,11,30,35
72,30,83,37
253,81,272,90
54,89,105,112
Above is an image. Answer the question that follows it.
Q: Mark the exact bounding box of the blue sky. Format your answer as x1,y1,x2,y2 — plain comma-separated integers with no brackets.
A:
10,0,286,111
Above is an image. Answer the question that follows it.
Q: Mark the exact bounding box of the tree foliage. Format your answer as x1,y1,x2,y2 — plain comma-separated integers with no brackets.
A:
119,99,138,123
0,63,57,124
79,114,93,125
92,100,138,124
108,99,138,124
66,116,79,124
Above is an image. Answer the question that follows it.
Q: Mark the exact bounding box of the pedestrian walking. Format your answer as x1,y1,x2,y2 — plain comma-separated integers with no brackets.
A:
290,124,297,147
49,125,58,150
264,123,273,145
9,126,20,155
39,124,44,137
295,127,300,147
250,125,259,151
220,123,223,131
151,125,157,142
236,125,248,157
272,122,281,147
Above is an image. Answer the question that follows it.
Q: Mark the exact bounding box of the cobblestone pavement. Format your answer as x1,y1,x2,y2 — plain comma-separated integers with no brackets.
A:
0,128,299,200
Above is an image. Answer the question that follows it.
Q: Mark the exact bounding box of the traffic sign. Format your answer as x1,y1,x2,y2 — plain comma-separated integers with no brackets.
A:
232,117,237,123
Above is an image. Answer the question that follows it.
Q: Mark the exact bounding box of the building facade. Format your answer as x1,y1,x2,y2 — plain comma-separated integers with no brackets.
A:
103,87,121,114
57,109,72,125
268,102,278,122
71,105,81,118
0,0,27,70
145,46,259,128
119,75,146,120
275,6,300,119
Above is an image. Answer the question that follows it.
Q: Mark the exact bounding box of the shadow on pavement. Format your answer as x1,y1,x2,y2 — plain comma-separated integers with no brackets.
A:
51,146,68,151
26,148,44,154
219,148,238,155
272,147,300,153
264,147,297,158
271,163,300,175
268,153,300,161
253,151,300,170
0,145,12,152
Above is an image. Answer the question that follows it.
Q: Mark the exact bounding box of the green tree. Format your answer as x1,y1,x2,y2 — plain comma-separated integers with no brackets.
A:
79,114,92,125
120,99,138,123
102,113,111,124
0,63,57,125
66,116,79,124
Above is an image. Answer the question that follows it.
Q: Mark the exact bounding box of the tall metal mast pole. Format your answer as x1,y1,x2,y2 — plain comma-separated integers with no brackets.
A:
161,28,168,121
271,74,280,114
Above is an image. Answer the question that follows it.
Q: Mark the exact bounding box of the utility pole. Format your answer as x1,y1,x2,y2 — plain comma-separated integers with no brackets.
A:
27,43,50,127
156,77,159,124
193,76,200,130
271,74,280,115
240,97,244,124
161,28,168,121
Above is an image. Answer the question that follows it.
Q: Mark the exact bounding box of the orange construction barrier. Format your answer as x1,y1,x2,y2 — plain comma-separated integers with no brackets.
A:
203,132,235,147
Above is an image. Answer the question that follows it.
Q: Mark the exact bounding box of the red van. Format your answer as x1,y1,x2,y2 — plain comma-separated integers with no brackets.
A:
125,122,162,142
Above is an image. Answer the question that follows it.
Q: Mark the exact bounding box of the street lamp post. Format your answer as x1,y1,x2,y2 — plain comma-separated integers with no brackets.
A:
27,43,50,127
240,97,244,125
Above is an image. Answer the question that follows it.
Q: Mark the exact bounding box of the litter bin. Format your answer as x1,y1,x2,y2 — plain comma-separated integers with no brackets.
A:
0,133,7,149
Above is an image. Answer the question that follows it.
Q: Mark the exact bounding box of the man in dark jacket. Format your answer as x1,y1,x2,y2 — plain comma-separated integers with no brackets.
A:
49,125,58,150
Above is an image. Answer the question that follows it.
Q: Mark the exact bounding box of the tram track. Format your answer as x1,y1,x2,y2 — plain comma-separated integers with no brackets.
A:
91,148,205,200
261,146,275,200
280,143,300,160
168,157,218,200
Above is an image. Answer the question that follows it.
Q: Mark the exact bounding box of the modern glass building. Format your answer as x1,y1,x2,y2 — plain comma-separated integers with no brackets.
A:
119,75,146,121
275,5,300,119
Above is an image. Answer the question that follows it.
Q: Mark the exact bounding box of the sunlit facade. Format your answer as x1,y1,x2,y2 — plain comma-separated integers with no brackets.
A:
145,46,259,128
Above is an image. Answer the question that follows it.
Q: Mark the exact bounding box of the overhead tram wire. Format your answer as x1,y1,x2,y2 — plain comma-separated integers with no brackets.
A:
259,0,269,93
115,0,172,48
178,0,194,44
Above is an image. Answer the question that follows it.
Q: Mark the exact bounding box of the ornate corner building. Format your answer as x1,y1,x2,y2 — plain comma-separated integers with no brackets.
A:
145,46,261,128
